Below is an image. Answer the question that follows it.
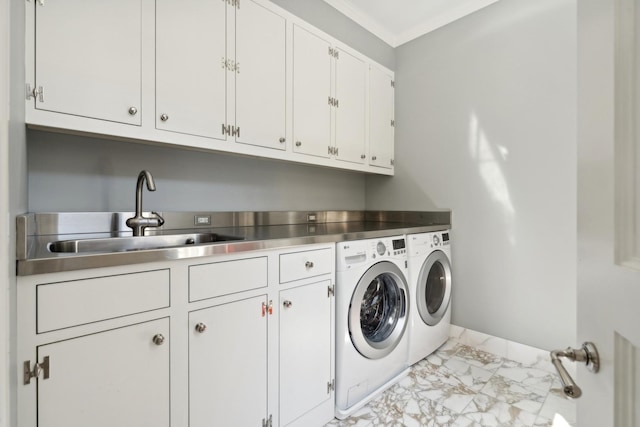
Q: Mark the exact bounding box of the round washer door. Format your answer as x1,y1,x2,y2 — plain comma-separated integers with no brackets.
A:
417,250,452,326
349,261,409,359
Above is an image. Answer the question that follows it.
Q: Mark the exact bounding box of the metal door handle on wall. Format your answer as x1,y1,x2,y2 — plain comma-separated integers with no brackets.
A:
550,341,599,399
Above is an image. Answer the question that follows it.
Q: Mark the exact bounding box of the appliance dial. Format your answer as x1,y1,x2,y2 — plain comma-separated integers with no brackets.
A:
433,235,440,246
376,241,386,256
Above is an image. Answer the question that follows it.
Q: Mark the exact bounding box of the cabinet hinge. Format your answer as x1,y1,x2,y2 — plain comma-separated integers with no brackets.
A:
23,356,50,385
262,414,272,427
231,126,240,137
327,379,335,393
390,159,395,166
328,47,339,59
227,0,240,8
391,119,395,127
328,284,334,297
328,97,339,107
26,84,43,102
391,80,395,88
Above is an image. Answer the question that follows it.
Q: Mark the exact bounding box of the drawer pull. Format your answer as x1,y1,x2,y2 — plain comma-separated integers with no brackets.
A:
152,334,166,346
283,300,292,308
305,261,314,269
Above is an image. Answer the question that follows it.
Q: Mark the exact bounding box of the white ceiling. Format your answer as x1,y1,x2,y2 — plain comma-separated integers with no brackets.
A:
323,0,501,47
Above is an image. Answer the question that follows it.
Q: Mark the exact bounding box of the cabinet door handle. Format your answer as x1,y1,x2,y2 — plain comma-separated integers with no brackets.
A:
195,323,207,333
268,300,273,315
160,114,169,122
279,137,286,144
305,261,314,269
295,141,302,147
283,300,292,308
128,107,138,115
152,334,165,346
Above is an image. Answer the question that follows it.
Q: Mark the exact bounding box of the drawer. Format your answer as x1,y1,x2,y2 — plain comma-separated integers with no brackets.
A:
189,256,268,302
37,269,170,333
279,248,333,283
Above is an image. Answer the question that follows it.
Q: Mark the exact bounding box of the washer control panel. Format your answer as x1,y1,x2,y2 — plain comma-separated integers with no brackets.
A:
337,236,407,270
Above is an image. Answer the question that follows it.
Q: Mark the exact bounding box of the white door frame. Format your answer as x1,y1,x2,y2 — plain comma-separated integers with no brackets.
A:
0,0,11,423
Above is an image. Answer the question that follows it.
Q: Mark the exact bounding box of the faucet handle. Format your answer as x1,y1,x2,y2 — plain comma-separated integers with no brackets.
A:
151,211,165,227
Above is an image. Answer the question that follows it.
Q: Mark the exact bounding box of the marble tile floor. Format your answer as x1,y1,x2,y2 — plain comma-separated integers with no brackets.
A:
325,341,575,427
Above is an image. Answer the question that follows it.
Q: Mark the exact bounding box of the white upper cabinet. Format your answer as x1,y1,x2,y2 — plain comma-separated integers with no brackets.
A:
25,0,395,175
369,65,395,169
235,0,287,150
292,30,369,165
292,25,333,159
334,48,367,165
155,0,226,139
33,0,142,125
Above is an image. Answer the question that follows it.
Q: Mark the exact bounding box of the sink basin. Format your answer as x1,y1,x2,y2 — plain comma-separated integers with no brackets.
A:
48,233,245,254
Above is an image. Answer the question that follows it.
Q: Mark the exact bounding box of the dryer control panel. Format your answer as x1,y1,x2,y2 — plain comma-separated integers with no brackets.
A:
408,230,451,257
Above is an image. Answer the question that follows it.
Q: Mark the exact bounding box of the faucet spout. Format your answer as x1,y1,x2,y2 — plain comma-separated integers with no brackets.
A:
126,170,165,236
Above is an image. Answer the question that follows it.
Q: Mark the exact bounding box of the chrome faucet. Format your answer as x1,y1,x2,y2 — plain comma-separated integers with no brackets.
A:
126,170,165,236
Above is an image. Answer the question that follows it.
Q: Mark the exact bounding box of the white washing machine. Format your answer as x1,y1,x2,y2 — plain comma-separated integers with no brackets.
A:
335,236,410,419
407,230,452,366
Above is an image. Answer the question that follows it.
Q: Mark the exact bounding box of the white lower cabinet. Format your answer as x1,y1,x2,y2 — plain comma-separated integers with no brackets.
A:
37,318,170,427
189,295,269,427
280,280,333,426
18,245,335,427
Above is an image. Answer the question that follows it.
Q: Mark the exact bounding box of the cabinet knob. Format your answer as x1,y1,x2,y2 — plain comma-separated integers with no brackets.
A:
361,154,366,159
279,137,286,144
152,334,165,346
295,141,302,147
128,107,138,115
160,114,169,122
195,323,207,333
372,156,377,161
283,300,293,308
305,261,314,269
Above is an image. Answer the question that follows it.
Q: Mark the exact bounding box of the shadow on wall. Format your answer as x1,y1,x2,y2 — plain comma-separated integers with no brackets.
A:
26,130,367,212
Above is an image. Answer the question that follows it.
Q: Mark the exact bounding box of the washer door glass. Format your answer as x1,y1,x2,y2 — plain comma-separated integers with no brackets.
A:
417,250,452,326
349,261,408,359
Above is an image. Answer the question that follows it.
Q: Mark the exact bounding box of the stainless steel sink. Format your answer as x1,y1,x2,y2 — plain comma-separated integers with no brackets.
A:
48,233,245,254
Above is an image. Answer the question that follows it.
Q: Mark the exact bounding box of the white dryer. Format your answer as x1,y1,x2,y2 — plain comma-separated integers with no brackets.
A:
335,236,410,419
407,230,452,366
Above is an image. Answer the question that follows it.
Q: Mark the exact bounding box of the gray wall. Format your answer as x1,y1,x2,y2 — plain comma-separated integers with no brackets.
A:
26,0,392,213
366,0,577,350
270,0,395,70
28,131,365,212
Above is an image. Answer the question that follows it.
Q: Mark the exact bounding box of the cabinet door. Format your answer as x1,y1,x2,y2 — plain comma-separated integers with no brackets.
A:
292,25,332,159
37,318,169,427
369,66,395,169
280,281,332,426
34,0,142,125
235,0,286,150
335,49,367,164
189,296,268,427
156,0,227,139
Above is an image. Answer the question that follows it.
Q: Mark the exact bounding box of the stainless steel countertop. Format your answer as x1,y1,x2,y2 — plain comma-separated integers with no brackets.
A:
17,210,451,276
